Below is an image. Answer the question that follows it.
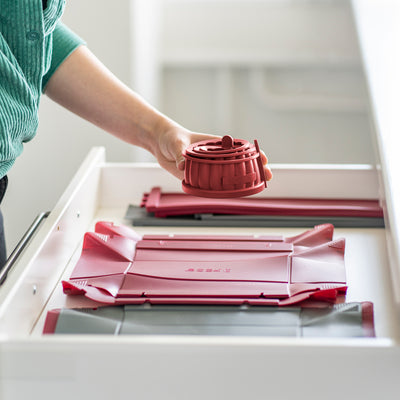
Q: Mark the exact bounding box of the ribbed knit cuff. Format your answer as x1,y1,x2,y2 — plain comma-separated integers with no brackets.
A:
42,22,86,91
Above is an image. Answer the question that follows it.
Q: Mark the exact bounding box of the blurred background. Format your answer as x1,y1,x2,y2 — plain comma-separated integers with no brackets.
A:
2,0,375,251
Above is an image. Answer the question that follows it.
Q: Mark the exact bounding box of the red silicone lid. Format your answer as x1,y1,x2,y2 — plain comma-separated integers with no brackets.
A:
182,135,267,198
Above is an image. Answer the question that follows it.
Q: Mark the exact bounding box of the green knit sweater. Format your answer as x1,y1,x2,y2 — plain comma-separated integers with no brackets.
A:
0,0,85,178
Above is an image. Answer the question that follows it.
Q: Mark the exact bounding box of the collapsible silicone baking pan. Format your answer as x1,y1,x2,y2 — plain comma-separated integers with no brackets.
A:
141,187,384,218
125,204,384,228
62,222,347,307
182,135,267,198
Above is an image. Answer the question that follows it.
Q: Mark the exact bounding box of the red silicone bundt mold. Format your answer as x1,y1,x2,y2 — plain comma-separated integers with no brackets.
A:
182,135,267,198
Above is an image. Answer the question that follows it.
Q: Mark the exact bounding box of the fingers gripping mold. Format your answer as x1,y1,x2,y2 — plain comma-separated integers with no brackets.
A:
182,135,267,198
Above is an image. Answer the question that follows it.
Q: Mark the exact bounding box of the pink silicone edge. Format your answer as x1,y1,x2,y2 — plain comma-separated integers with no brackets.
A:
42,309,61,334
361,302,376,337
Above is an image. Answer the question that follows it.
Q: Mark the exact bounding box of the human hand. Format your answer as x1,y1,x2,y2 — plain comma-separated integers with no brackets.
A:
154,127,273,182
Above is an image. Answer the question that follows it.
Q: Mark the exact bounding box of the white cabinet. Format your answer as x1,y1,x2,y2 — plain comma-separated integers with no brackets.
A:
0,150,399,399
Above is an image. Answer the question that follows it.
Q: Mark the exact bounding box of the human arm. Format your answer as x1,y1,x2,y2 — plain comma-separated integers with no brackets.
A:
44,45,272,181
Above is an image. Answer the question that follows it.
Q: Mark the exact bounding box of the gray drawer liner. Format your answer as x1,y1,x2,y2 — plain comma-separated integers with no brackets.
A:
45,302,374,338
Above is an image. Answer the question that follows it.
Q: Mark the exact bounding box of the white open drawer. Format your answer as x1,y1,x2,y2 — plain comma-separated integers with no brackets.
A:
0,147,399,400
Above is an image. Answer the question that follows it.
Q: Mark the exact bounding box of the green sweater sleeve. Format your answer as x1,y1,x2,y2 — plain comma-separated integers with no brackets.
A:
42,22,86,91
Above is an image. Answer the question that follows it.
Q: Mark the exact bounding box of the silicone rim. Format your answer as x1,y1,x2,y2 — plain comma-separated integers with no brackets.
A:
182,181,266,198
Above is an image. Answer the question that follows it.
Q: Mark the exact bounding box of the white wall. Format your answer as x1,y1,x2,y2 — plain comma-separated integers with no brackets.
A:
155,0,374,164
1,0,375,255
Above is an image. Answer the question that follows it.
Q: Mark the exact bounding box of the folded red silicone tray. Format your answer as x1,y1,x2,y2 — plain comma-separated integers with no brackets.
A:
141,187,383,218
62,222,347,306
